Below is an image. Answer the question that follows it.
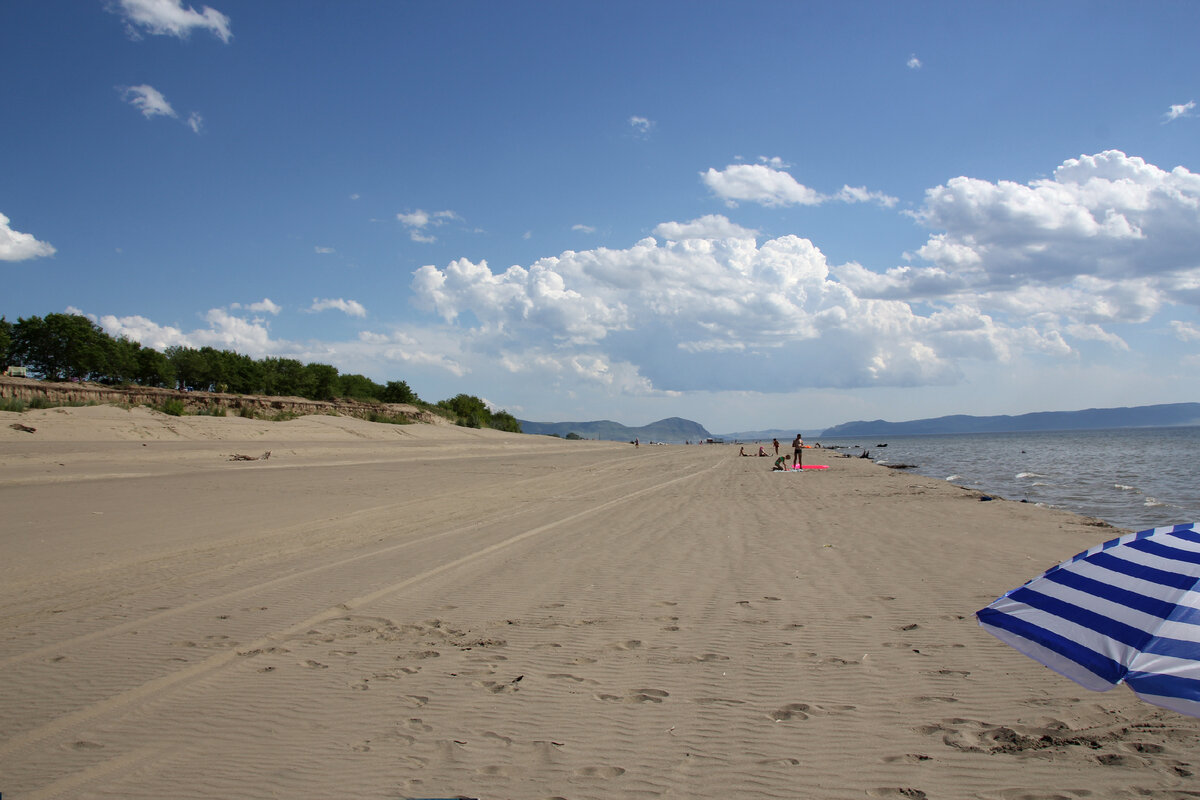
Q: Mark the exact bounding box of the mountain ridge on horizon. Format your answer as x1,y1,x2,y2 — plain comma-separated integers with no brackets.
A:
819,402,1200,437
520,402,1200,442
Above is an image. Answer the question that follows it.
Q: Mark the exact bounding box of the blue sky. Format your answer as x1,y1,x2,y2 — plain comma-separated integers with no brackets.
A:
4,0,1200,432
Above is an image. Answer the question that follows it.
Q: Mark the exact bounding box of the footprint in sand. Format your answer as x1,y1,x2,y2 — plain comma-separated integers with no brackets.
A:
769,702,856,721
546,673,587,683
574,766,625,778
483,731,513,746
866,789,926,799
594,689,669,704
610,640,642,650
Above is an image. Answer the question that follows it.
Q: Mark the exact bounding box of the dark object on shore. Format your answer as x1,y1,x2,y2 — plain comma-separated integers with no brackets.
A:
228,451,271,461
9,423,36,433
979,495,993,501
859,450,870,459
883,463,917,469
876,443,887,447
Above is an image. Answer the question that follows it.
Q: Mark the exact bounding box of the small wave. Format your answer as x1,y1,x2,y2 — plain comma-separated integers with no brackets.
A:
1144,496,1165,508
1113,484,1137,491
945,474,961,482
1032,481,1051,487
1016,472,1045,479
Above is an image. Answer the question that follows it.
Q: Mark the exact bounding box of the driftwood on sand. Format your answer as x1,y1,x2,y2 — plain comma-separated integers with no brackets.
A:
9,423,36,433
227,451,271,461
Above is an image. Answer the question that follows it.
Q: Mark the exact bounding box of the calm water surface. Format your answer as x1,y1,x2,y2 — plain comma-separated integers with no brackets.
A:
823,427,1200,532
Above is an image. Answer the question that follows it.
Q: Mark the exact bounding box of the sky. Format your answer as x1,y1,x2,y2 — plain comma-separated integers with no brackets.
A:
3,0,1200,433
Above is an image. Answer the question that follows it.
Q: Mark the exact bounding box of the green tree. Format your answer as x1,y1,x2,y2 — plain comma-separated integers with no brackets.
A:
0,316,12,370
260,357,311,398
166,346,208,391
303,363,340,401
12,313,110,380
381,379,418,405
489,410,522,433
135,347,175,387
438,393,489,428
337,373,384,401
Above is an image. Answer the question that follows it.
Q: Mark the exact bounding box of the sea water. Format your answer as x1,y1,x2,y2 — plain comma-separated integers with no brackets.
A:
821,427,1200,532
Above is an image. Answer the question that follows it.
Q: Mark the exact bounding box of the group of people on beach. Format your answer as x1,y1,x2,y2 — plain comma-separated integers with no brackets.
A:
737,434,806,470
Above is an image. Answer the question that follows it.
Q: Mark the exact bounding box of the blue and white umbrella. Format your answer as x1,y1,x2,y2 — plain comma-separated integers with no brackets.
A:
977,522,1200,718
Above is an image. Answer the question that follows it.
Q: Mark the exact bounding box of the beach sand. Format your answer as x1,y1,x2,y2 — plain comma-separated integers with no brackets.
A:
2,405,1198,799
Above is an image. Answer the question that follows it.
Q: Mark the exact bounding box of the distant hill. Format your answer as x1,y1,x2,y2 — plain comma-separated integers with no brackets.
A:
820,402,1200,437
717,428,823,442
518,416,712,443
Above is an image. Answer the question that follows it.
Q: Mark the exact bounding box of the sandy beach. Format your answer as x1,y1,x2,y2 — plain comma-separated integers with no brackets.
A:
2,405,1198,799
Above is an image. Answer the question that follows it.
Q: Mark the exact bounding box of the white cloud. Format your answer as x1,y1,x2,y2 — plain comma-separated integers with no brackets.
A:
652,214,758,241
408,230,1041,393
702,163,823,208
314,246,335,254
702,162,895,208
907,55,922,69
903,152,1200,309
1164,100,1195,123
231,298,281,315
308,298,367,318
91,308,274,355
397,208,460,243
185,111,203,134
834,185,899,208
572,224,596,234
113,0,232,43
629,116,654,137
0,212,56,261
1171,320,1200,342
120,84,176,119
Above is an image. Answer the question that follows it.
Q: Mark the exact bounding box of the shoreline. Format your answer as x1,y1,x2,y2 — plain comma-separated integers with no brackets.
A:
2,406,1197,799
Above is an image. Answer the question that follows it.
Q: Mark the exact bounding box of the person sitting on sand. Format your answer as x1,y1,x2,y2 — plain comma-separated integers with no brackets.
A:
739,446,748,456
758,445,768,456
772,455,789,471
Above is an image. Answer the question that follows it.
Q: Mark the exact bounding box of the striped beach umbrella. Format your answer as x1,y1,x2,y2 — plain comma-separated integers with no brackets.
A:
977,522,1200,718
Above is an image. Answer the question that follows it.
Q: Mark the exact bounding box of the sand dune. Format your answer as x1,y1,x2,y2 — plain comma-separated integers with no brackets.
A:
2,406,1198,799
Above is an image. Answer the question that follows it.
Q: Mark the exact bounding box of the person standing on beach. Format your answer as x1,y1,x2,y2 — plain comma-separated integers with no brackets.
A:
792,433,804,468
772,438,779,455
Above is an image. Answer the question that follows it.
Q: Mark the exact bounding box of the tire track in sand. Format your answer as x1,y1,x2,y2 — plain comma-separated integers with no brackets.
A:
0,453,720,762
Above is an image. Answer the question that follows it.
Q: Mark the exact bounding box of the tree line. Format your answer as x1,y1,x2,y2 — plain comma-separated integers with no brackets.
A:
0,313,520,432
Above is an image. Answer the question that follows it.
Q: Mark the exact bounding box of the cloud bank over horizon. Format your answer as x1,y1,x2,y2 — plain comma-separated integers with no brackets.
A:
72,150,1200,421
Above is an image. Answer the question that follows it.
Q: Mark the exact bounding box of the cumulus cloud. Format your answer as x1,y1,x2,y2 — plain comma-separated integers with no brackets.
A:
91,307,274,355
1171,320,1200,342
231,298,281,315
899,151,1200,313
120,84,176,119
0,212,56,261
308,297,367,317
112,0,232,43
653,215,758,241
907,55,922,69
408,229,1061,393
398,209,459,243
1164,100,1195,123
702,163,823,208
702,161,896,208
